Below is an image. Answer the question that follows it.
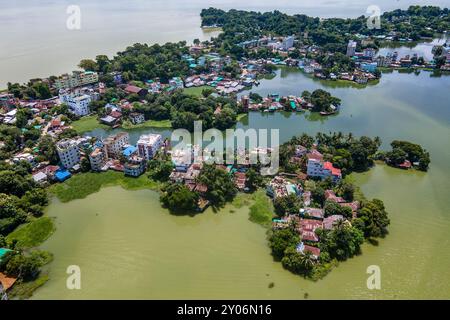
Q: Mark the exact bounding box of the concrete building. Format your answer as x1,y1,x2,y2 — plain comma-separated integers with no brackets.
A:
89,147,107,171
59,92,91,116
129,112,145,125
346,40,357,57
306,151,341,183
104,132,129,159
363,47,376,59
56,139,81,169
169,77,184,89
282,36,295,51
376,55,391,67
137,134,163,160
360,62,378,73
54,71,99,90
124,156,146,177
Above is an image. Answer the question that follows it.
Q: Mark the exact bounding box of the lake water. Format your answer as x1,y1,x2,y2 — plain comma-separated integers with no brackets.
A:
34,69,450,299
1,0,449,87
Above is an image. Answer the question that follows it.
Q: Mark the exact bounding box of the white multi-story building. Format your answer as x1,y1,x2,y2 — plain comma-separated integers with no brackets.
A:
137,134,163,160
282,36,295,51
124,156,146,177
59,92,91,116
346,40,357,57
89,147,107,171
363,47,376,59
57,139,81,169
54,71,99,90
104,132,129,159
306,158,342,183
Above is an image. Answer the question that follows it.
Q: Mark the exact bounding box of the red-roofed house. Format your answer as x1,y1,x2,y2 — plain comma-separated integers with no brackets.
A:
398,160,412,169
306,149,323,161
50,118,62,129
300,207,324,220
323,214,344,230
307,159,342,183
110,110,122,119
298,218,322,242
325,190,345,203
303,245,321,259
340,201,360,218
124,85,148,97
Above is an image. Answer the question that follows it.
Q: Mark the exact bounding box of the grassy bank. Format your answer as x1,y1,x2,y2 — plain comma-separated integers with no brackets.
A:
9,274,50,300
7,250,53,299
6,217,55,249
49,170,162,203
248,189,275,227
236,113,248,122
183,85,211,97
231,189,274,227
122,119,172,129
71,115,109,134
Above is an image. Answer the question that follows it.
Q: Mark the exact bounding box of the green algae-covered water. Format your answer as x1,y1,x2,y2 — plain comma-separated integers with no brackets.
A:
34,69,450,299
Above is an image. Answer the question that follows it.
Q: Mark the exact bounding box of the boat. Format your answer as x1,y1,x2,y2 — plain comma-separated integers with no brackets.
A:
320,111,337,116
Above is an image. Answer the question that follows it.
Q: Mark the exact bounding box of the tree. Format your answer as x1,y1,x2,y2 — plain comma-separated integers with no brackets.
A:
20,188,48,217
386,148,407,165
324,200,353,219
324,221,364,261
0,251,40,281
213,106,236,130
311,186,325,207
0,171,34,198
31,82,52,100
37,136,59,164
80,157,91,172
310,89,341,112
245,168,264,191
0,193,27,236
148,160,174,181
15,108,30,128
357,199,390,238
249,92,263,103
388,140,430,171
201,88,214,97
197,164,237,207
273,194,301,216
78,59,98,71
336,182,355,202
160,183,199,214
281,246,315,275
95,55,110,73
269,228,299,260
301,90,311,102
171,111,197,132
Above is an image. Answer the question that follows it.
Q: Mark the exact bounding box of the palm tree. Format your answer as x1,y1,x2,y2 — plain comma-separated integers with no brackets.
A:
300,251,315,271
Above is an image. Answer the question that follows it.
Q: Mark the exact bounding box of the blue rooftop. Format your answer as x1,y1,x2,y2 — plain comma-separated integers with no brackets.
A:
0,248,12,262
123,146,137,157
55,169,71,182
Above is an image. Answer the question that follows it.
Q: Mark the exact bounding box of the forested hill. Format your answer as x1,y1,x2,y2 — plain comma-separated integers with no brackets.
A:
201,6,450,53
